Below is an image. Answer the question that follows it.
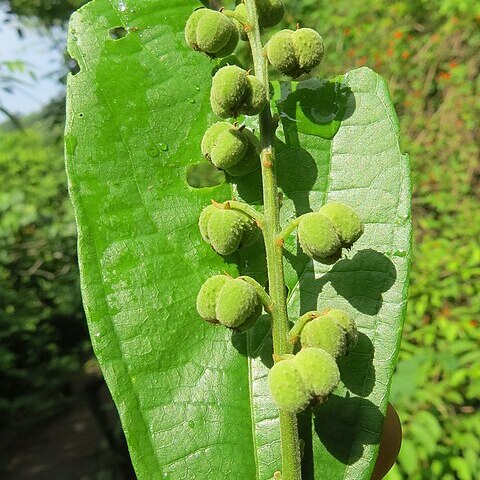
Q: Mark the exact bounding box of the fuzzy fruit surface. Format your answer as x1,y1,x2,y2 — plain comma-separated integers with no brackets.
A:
268,347,340,413
185,8,238,57
328,308,359,352
196,276,262,330
293,348,340,399
215,278,259,328
199,205,259,254
201,122,260,176
298,212,341,261
196,275,229,323
319,201,364,246
300,315,347,360
207,208,246,255
266,28,324,77
268,360,310,413
210,65,267,118
256,0,285,28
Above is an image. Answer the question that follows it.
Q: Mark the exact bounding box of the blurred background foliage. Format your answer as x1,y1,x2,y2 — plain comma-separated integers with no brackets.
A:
0,0,478,479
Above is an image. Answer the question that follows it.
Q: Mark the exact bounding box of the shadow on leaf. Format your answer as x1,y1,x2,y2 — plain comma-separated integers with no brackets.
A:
299,394,385,478
302,249,397,315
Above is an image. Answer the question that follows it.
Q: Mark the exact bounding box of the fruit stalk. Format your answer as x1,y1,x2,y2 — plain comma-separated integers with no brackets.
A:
244,1,302,479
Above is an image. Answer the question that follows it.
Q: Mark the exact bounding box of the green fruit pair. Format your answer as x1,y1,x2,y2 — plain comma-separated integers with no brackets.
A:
196,275,262,330
210,65,267,118
300,309,358,360
185,8,239,58
265,28,324,78
298,201,364,263
268,348,340,413
199,204,260,255
201,122,259,177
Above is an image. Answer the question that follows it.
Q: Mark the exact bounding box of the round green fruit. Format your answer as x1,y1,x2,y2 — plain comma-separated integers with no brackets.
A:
207,208,246,255
298,212,342,261
211,65,248,118
242,75,267,116
268,359,310,413
265,30,298,76
293,348,340,401
201,123,260,177
185,9,239,57
256,0,285,28
300,315,347,360
328,309,358,353
198,204,217,243
215,278,260,328
210,65,267,118
291,28,324,73
319,201,364,247
196,275,229,323
210,128,248,169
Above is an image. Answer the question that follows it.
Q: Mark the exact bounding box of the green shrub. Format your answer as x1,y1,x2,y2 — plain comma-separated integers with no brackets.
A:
0,123,87,424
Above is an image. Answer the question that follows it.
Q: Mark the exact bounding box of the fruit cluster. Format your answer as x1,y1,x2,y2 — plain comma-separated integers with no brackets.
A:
197,275,262,331
185,1,365,416
268,308,358,412
298,201,364,263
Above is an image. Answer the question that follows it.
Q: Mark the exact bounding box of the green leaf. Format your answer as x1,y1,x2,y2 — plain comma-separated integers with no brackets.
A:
65,1,411,479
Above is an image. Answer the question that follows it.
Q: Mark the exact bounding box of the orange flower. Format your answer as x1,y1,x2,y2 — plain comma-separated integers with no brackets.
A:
439,72,451,80
386,48,394,57
401,51,410,59
449,61,458,69
394,31,403,39
343,28,351,36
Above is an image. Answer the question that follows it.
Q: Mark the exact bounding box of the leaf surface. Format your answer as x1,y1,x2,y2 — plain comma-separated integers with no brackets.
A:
65,1,411,479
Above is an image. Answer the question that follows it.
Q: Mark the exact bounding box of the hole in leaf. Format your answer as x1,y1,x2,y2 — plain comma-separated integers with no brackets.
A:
187,162,224,188
109,26,128,40
68,57,80,76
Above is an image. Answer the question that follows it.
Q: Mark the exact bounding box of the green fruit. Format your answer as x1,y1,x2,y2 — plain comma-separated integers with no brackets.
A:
224,128,260,177
185,9,205,50
291,28,324,73
185,9,239,57
293,348,340,400
207,208,245,255
210,129,248,169
201,123,260,177
242,75,268,116
328,308,358,353
196,275,229,323
235,301,263,332
198,204,217,243
319,201,364,246
211,65,248,117
268,359,310,413
265,30,298,76
265,27,324,77
298,212,342,261
215,278,259,328
300,315,347,360
210,66,267,118
256,0,285,28
239,211,261,247
201,122,231,158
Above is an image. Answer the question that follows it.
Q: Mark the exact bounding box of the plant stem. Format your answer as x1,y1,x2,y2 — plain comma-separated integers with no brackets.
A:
244,2,302,479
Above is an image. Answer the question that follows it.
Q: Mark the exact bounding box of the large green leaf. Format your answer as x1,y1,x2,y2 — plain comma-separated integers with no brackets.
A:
65,1,411,479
